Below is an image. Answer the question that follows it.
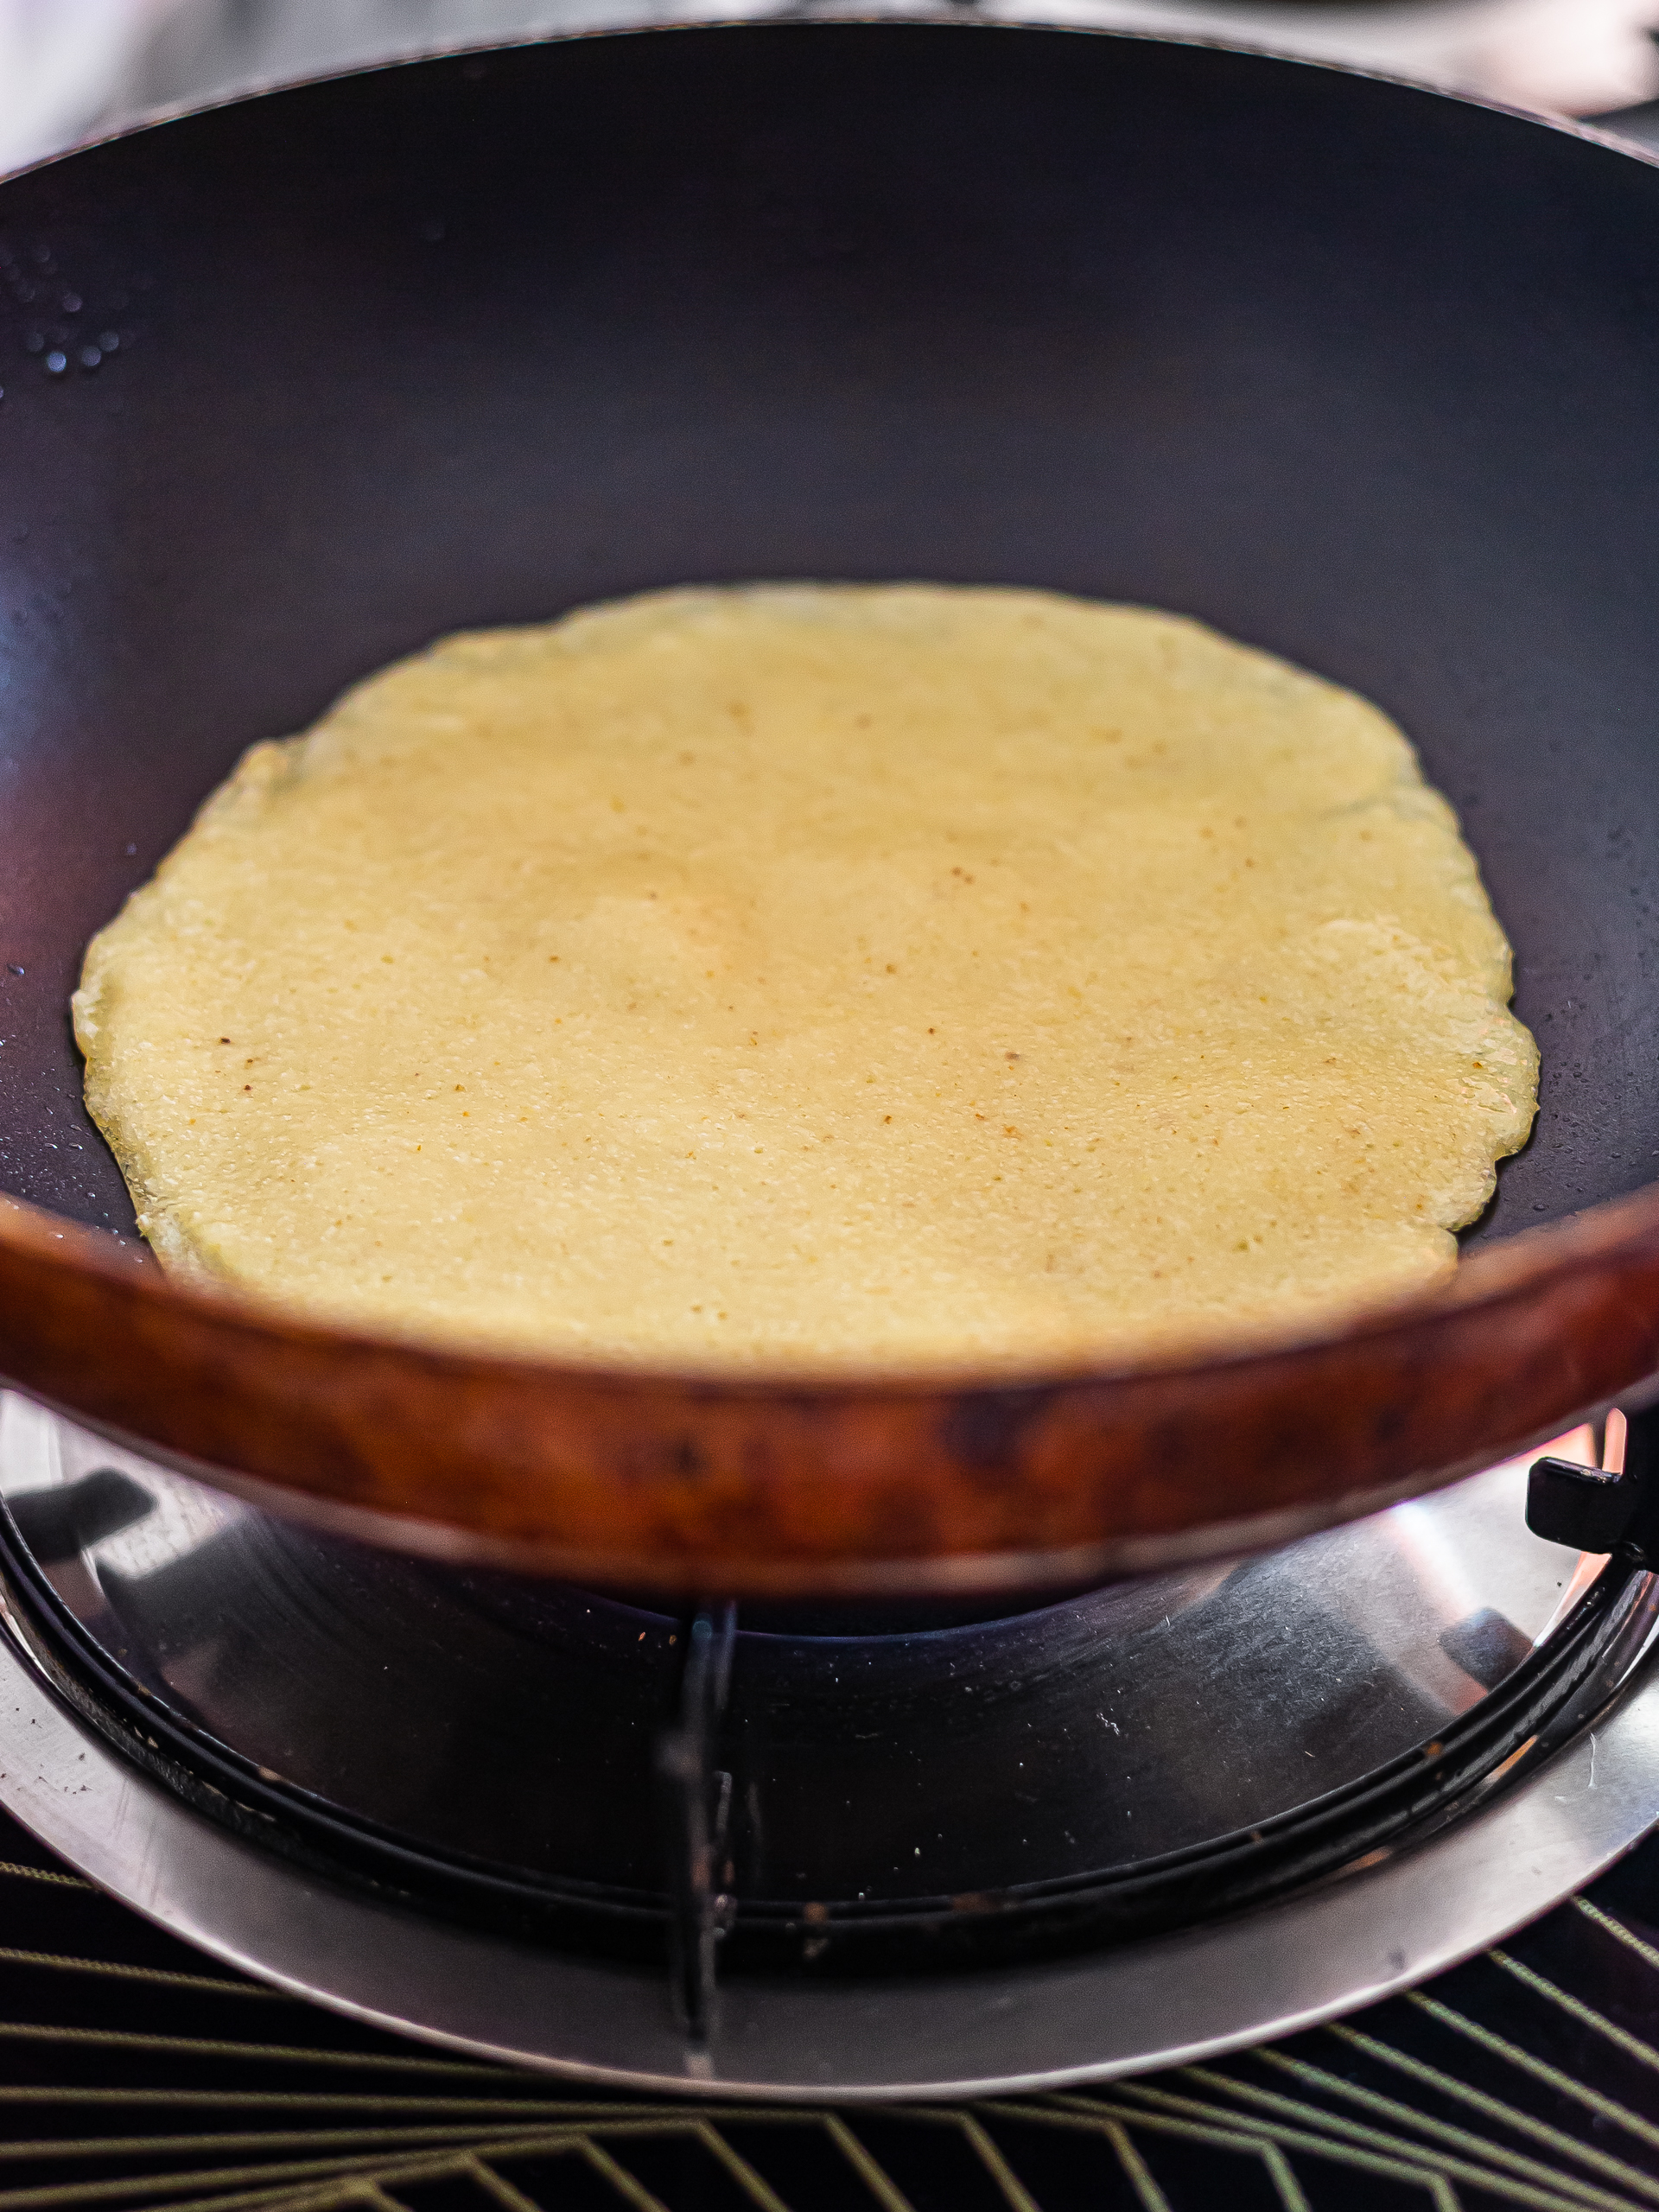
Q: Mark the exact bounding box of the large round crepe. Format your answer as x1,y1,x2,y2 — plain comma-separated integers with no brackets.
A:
74,585,1538,1371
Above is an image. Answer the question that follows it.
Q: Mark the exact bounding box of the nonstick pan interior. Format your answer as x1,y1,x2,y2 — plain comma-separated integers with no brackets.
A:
2,24,1657,1249
0,23,1657,1590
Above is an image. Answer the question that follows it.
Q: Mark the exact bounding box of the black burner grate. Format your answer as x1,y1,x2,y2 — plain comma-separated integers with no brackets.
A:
0,1801,1653,2208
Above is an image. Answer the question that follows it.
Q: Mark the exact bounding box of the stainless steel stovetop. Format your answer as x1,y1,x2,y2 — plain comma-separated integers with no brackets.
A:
0,1393,1652,2096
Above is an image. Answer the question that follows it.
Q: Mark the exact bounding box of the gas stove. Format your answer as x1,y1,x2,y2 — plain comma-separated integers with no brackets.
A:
0,1392,1652,2096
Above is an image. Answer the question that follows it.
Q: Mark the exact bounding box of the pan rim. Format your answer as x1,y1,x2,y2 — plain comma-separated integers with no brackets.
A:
8,9,1659,196
5,1177,1659,1402
3,1176,1656,1589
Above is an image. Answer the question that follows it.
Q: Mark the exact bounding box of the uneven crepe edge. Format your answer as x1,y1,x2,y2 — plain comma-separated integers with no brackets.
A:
70,582,1542,1367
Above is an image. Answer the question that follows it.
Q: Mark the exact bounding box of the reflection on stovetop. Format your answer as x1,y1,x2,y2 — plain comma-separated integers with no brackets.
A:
0,1395,1599,1923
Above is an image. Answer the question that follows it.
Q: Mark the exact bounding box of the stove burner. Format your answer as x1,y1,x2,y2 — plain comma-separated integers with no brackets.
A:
0,1394,1655,2062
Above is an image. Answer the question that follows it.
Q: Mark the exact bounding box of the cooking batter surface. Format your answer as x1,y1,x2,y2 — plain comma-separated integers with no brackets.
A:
74,585,1538,1370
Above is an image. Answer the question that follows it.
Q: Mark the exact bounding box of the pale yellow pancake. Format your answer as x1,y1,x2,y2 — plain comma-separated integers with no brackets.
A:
73,585,1538,1370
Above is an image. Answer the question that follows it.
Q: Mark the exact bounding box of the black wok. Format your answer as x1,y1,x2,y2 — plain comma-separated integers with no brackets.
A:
0,22,1656,1591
